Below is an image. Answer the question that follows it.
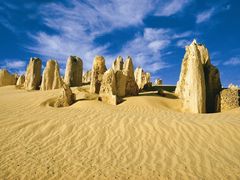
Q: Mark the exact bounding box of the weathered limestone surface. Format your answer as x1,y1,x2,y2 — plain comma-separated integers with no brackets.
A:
90,56,107,94
176,40,222,113
24,57,42,90
228,83,239,90
154,78,162,85
82,70,92,83
220,89,239,111
123,56,139,96
134,67,151,90
99,68,119,105
41,60,62,90
54,82,75,107
112,56,124,72
16,75,25,86
0,69,17,86
115,70,126,97
64,56,83,87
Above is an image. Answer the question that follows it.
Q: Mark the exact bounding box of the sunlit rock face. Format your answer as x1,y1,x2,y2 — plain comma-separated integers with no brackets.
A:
176,39,222,113
123,56,139,96
64,56,83,87
0,69,17,86
16,75,25,86
90,56,107,94
41,60,62,90
134,67,151,90
24,57,42,90
82,70,92,83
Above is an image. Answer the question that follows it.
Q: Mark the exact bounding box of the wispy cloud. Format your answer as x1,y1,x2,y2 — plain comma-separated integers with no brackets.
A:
223,57,240,66
176,39,192,48
196,3,231,24
0,59,26,75
155,0,191,16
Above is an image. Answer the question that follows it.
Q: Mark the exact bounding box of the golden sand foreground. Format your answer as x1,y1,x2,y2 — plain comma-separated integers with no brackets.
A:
0,86,240,179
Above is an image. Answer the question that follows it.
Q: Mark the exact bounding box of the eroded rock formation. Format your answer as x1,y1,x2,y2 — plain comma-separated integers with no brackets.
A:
0,69,17,86
16,75,25,86
54,82,75,107
154,78,162,85
220,88,239,111
90,56,107,94
175,39,222,113
123,56,139,96
134,67,151,90
24,57,42,90
82,70,92,83
112,56,124,71
41,60,62,90
64,56,83,87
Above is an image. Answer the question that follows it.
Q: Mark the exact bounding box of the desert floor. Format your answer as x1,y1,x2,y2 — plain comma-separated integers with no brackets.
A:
0,86,240,179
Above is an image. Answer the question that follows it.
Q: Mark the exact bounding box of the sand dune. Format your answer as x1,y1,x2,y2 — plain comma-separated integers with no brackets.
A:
0,86,240,179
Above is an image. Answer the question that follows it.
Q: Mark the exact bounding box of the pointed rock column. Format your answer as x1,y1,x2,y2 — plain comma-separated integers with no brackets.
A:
64,56,83,87
0,69,17,86
90,56,107,94
112,56,124,71
24,57,42,90
41,60,62,90
123,56,139,96
16,75,25,86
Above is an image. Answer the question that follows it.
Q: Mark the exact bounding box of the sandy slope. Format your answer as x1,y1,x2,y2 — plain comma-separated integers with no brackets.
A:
0,86,240,179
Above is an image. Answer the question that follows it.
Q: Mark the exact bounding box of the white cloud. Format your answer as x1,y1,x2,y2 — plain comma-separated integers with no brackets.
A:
155,0,191,16
196,8,215,24
176,39,192,48
0,59,26,75
223,57,240,66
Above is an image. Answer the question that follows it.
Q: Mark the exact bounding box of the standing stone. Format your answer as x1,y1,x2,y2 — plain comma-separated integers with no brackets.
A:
99,68,119,105
220,88,239,111
24,57,42,90
0,69,17,86
123,56,139,96
64,56,83,87
134,67,151,90
112,56,124,71
82,70,92,83
154,79,162,85
90,56,107,94
175,40,206,113
16,75,25,86
40,60,62,90
54,82,76,107
115,70,126,97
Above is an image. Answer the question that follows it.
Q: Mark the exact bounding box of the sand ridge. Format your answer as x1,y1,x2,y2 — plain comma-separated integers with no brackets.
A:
0,86,240,179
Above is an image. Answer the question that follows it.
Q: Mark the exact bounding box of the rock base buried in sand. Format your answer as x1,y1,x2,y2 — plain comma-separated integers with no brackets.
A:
98,94,121,105
53,83,76,107
0,69,17,86
220,89,240,111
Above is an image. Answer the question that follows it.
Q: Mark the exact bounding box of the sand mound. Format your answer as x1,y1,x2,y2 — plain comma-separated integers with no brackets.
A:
0,86,240,179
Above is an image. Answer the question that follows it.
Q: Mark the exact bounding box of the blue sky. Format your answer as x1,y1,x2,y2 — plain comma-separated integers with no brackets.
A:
0,0,239,86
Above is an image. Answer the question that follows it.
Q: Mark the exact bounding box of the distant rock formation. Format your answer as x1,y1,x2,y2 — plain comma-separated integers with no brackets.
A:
134,67,151,90
54,82,75,107
220,88,239,111
82,70,92,83
99,69,120,105
90,56,107,94
112,56,124,71
175,39,222,113
0,69,17,86
154,78,162,85
24,57,42,90
16,75,25,86
123,56,139,96
64,56,83,87
41,60,62,90
228,83,239,90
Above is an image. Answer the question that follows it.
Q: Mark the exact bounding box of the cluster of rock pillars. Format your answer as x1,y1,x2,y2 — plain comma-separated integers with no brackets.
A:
0,40,239,113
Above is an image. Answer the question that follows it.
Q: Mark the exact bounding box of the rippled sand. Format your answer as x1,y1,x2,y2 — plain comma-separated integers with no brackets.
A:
0,86,240,179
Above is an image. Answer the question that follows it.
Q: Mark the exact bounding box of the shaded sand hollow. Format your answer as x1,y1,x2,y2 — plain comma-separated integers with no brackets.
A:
0,86,240,179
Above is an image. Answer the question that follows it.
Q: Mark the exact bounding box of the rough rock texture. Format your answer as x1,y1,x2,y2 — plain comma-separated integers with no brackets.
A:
90,56,107,94
0,69,17,86
41,60,62,90
176,40,222,113
54,82,75,107
115,70,126,97
123,56,139,96
24,57,42,90
82,70,92,83
220,89,239,111
16,75,25,86
64,56,83,87
154,78,162,85
228,83,239,90
112,56,124,71
99,69,119,105
134,67,151,90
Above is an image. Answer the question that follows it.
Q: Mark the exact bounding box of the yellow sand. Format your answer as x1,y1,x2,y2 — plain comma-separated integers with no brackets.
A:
0,86,240,179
